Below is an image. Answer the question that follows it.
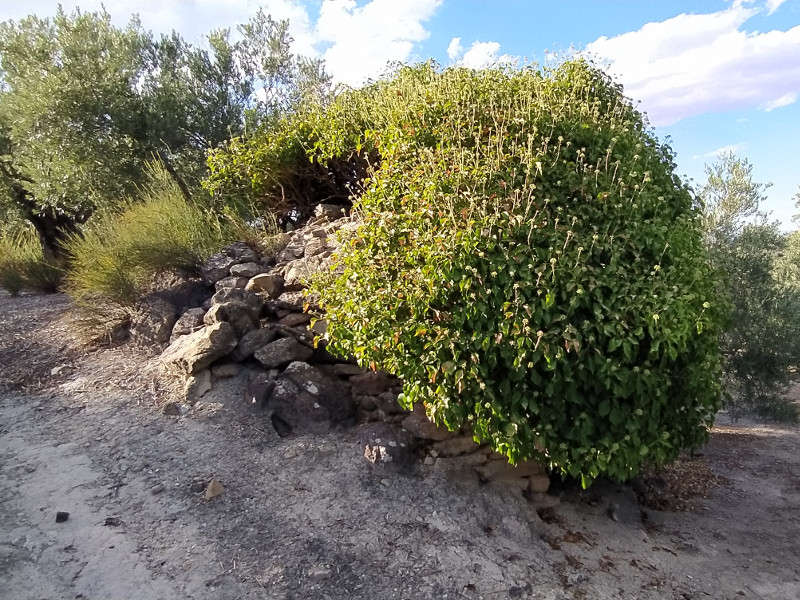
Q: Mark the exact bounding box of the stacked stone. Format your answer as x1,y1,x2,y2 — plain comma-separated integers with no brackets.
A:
151,204,554,506
401,404,556,507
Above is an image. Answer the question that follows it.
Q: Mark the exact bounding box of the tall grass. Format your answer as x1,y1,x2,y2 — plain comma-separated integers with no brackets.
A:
64,163,237,308
0,227,64,295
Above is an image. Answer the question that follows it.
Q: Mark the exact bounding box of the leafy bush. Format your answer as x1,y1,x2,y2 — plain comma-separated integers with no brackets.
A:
0,227,64,295
64,164,236,308
303,60,728,484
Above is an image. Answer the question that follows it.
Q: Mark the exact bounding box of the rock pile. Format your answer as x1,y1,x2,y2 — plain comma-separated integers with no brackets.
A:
153,204,554,507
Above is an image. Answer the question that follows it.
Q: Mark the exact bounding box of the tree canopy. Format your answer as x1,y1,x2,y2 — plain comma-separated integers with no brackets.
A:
0,6,330,258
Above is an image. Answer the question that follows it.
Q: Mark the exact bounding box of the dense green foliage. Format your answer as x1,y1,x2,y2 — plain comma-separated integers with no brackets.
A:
701,154,800,422
0,6,329,258
266,60,727,484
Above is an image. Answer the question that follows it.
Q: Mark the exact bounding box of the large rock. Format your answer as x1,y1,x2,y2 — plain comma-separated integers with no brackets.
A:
204,301,258,337
283,255,325,289
244,371,276,407
431,434,484,457
246,273,284,299
230,261,265,278
145,274,212,314
160,322,238,374
401,403,452,441
278,312,311,327
356,421,419,472
264,379,331,435
214,276,249,291
253,337,313,369
231,327,279,362
374,391,406,415
171,307,207,340
184,369,212,403
350,371,400,396
211,287,264,317
130,297,177,346
221,241,259,263
279,361,355,423
201,254,239,285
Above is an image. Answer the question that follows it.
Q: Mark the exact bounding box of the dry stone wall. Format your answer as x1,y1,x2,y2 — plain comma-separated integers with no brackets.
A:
154,204,555,508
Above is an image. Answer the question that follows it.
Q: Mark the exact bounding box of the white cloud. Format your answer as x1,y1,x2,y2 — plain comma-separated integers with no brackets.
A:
585,2,800,126
447,37,463,61
314,0,442,86
762,91,799,110
692,143,746,160
766,0,790,14
447,39,516,69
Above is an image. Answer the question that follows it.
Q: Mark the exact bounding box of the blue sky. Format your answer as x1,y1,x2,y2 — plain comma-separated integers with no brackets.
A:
3,0,799,226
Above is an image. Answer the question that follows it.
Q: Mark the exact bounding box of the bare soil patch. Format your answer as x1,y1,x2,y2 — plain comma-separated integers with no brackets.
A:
1,291,799,599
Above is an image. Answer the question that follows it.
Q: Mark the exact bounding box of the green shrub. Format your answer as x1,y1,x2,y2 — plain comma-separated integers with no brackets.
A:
65,163,236,308
303,60,728,485
0,227,64,295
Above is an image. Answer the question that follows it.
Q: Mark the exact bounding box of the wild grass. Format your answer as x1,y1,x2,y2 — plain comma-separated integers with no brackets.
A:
0,227,64,295
64,163,236,308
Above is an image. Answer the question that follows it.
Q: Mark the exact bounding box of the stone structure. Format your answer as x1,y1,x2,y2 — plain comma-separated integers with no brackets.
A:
152,204,556,507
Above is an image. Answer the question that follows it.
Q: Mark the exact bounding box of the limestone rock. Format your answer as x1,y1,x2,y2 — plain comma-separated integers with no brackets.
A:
231,327,278,362
275,237,306,263
304,237,326,257
284,255,325,289
279,361,355,423
474,458,544,481
214,276,249,291
349,371,399,396
221,241,258,263
211,287,264,317
276,290,304,306
431,435,485,458
401,404,452,442
264,379,331,435
204,301,258,337
278,312,311,327
130,297,177,346
244,371,276,407
184,369,212,403
160,322,238,374
204,478,225,500
171,307,206,340
433,453,491,471
253,337,313,369
230,261,265,278
201,253,238,285
527,473,551,494
246,273,284,299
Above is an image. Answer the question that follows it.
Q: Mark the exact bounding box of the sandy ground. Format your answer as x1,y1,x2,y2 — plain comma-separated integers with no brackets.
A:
1,292,799,600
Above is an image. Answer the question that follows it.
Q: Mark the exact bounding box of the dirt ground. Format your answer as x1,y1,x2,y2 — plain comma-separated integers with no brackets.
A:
1,292,798,600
